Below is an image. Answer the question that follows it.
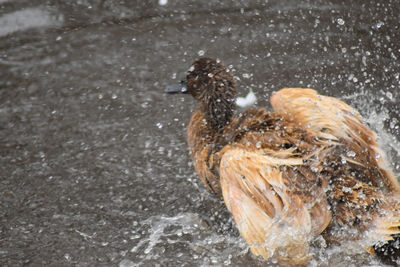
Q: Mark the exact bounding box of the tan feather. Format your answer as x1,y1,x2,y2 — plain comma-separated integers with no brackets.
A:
219,147,329,264
271,88,400,192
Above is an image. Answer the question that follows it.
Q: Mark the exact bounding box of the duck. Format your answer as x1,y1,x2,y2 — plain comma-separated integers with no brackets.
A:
165,57,400,265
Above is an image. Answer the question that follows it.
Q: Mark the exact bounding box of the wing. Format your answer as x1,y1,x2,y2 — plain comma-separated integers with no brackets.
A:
270,88,400,192
219,146,331,264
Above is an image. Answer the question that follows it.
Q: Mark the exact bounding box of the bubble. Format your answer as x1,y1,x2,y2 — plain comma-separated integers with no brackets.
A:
198,50,205,56
337,18,345,25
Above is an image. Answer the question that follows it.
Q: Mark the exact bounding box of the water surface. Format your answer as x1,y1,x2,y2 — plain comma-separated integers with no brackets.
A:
1,0,399,266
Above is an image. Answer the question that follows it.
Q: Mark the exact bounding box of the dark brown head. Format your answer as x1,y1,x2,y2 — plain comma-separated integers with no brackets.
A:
188,57,238,130
166,57,238,131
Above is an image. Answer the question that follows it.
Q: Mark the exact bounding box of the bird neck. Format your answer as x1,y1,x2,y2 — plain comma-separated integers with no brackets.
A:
198,89,236,132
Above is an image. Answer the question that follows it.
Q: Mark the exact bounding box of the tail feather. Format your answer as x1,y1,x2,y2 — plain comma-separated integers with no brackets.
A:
371,195,400,242
373,210,400,264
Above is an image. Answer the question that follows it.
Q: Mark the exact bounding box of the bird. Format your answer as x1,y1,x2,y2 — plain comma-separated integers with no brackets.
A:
165,57,400,265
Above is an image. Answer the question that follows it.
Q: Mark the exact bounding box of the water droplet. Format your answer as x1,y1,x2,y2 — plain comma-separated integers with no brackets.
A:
64,253,71,261
198,50,205,56
207,73,213,77
390,118,398,129
337,18,345,25
376,21,384,29
158,0,168,5
156,122,163,129
346,151,356,157
311,166,319,172
112,94,118,99
342,186,353,194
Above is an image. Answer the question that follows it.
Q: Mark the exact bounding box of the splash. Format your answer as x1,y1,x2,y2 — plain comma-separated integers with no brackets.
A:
129,212,247,265
341,90,400,175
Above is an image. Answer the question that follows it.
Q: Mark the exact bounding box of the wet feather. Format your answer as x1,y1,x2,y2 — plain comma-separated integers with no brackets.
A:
171,57,400,265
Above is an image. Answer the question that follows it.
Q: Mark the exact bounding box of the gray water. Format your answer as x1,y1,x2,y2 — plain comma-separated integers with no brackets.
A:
1,0,400,266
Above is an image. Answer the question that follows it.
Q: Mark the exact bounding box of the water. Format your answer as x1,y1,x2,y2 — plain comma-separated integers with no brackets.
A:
1,0,399,266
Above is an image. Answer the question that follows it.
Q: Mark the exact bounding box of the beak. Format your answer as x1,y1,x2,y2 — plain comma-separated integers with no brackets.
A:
164,80,188,94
